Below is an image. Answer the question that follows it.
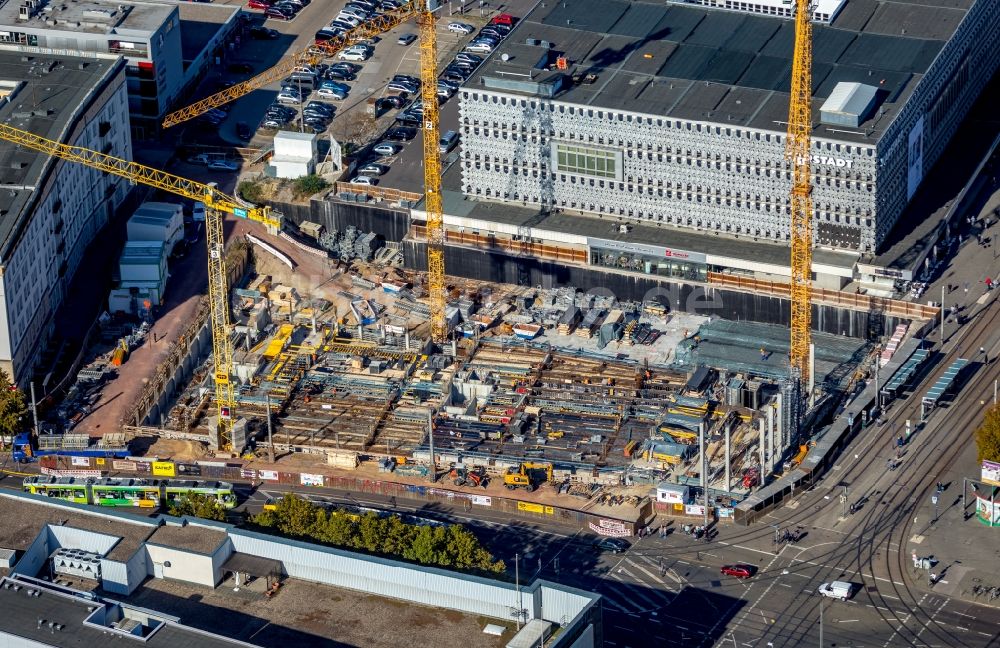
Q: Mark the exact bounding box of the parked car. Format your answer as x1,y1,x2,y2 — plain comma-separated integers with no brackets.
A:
265,5,294,19
442,70,467,84
444,65,470,79
249,25,280,39
454,52,483,66
338,46,372,61
236,121,253,140
396,33,417,46
188,153,210,165
247,0,271,9
320,79,350,92
358,163,388,176
305,101,335,115
373,142,401,156
392,74,420,86
330,19,356,30
386,127,416,141
594,538,629,554
261,117,288,128
325,68,355,81
276,90,306,104
273,2,300,14
387,80,418,94
817,581,853,601
208,159,239,171
470,35,499,47
720,564,756,579
437,78,459,91
351,175,378,186
280,0,308,6
438,130,458,153
447,21,474,34
315,29,340,44
464,41,493,53
316,87,347,100
191,201,206,222
490,13,516,26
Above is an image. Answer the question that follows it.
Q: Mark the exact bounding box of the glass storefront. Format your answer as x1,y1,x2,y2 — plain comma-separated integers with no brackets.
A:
590,247,708,282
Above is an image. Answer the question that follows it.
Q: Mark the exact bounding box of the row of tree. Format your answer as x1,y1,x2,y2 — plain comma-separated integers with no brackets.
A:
250,494,506,574
975,403,1000,463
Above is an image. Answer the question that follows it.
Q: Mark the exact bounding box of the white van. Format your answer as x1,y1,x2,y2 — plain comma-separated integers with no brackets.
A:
817,581,853,601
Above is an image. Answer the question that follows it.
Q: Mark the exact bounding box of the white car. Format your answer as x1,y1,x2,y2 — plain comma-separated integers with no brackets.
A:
351,175,377,186
191,201,206,222
334,13,362,26
316,87,347,99
208,159,239,172
447,22,474,34
338,47,371,61
373,142,401,156
464,42,493,53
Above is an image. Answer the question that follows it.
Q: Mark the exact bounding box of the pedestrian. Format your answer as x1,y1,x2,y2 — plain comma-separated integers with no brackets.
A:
760,347,767,361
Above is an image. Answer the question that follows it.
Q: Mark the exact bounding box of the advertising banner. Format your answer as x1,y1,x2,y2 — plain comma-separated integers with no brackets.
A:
982,460,1000,487
300,473,324,486
589,518,630,537
152,461,176,477
517,501,545,514
71,457,91,467
113,460,138,472
259,470,279,481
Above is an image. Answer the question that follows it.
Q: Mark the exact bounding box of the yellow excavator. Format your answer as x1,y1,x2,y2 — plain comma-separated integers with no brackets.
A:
503,462,553,492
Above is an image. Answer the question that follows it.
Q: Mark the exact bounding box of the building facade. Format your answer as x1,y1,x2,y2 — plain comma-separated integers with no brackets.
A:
459,0,1000,255
0,0,183,139
0,53,132,385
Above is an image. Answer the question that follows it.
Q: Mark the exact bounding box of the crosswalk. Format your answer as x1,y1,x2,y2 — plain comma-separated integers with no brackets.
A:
600,554,680,614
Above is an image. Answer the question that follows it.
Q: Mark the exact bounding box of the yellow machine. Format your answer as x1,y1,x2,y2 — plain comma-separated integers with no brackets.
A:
786,0,814,385
0,124,281,450
164,1,449,344
503,462,553,492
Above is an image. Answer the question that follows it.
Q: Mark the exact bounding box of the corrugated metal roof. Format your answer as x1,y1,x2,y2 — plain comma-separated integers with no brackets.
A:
821,81,878,115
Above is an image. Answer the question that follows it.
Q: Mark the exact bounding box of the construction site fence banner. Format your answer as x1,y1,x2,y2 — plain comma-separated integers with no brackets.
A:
259,470,280,482
152,461,176,477
301,473,324,486
176,463,202,477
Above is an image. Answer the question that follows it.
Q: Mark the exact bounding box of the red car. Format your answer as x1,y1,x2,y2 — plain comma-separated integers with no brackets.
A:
490,13,516,26
720,564,756,579
247,0,271,9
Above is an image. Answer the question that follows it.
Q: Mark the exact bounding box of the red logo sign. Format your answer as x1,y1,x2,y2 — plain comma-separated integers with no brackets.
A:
664,249,689,259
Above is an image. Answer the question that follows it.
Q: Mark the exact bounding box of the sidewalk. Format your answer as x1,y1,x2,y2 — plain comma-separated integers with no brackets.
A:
904,433,1000,607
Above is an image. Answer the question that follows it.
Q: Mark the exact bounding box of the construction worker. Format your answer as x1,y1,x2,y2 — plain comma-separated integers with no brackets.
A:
760,347,767,361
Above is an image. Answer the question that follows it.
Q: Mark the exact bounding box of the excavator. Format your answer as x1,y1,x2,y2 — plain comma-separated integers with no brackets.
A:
503,462,553,492
449,464,488,488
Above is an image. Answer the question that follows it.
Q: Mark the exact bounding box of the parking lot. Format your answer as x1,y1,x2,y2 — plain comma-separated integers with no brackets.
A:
173,0,518,190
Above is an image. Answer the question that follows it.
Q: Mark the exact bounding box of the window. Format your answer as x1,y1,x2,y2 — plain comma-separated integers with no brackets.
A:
553,142,619,179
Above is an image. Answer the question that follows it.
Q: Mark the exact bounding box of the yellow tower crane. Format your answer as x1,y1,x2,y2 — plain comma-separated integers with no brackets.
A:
0,123,281,450
785,0,814,385
163,1,448,342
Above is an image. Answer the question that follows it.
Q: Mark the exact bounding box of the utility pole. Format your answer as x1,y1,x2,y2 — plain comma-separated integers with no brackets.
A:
265,392,275,463
29,381,40,438
940,284,945,346
819,596,824,647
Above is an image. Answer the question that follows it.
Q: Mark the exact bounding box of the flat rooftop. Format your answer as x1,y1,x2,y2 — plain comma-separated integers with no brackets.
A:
0,0,175,35
146,523,227,554
466,0,969,143
0,494,156,561
0,578,254,648
178,2,239,64
125,571,512,648
0,52,121,261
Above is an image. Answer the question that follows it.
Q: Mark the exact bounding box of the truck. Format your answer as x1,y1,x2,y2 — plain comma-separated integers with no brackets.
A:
12,433,130,463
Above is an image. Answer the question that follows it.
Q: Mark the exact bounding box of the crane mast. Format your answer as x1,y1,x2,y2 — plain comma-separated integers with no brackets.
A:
418,5,447,343
786,0,814,386
0,123,280,451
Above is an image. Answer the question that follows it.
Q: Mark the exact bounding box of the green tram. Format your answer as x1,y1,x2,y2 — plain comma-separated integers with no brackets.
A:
22,476,237,509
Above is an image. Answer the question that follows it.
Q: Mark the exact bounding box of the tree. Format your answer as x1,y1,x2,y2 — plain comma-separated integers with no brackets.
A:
168,492,227,521
975,403,1000,462
0,370,27,440
237,180,265,204
292,174,330,199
